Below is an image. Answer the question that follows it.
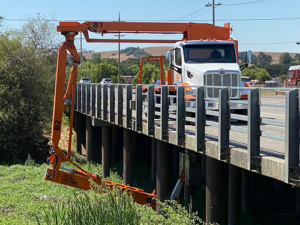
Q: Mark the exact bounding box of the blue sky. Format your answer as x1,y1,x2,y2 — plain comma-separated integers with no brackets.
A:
1,0,300,53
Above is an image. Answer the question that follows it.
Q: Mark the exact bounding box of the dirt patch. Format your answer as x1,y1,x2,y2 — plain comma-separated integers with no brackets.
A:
1,206,14,215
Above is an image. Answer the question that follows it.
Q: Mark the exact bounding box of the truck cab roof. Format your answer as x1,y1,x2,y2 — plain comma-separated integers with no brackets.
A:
175,40,235,47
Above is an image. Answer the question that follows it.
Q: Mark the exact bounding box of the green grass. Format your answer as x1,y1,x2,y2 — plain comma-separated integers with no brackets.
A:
0,156,203,225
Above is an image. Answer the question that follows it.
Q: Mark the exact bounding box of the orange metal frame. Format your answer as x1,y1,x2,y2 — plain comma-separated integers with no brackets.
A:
46,21,234,210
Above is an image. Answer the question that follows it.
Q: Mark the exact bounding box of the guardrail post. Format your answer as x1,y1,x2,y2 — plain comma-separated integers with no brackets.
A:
109,84,115,123
147,86,155,136
218,88,230,160
91,84,96,116
135,85,143,132
86,84,90,115
81,84,86,113
76,83,81,112
102,84,108,121
284,89,299,183
247,88,260,170
117,85,123,126
160,86,169,141
176,86,185,146
125,85,132,129
195,86,205,152
96,84,101,119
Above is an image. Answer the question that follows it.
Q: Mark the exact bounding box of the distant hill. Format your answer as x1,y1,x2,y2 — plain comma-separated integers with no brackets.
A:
83,47,297,64
82,46,172,61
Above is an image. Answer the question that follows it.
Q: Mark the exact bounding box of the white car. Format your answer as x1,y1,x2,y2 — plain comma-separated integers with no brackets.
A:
79,77,91,83
100,78,113,84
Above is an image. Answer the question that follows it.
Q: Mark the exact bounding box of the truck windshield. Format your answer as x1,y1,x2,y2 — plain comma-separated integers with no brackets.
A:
183,44,236,63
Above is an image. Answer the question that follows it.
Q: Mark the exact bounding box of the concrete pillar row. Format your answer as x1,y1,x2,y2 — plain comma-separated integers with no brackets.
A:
111,126,119,163
92,126,102,163
151,138,157,183
86,116,93,161
173,145,180,177
242,169,251,211
102,126,112,178
206,156,222,224
228,164,242,225
123,128,133,186
297,187,300,215
75,112,82,155
156,139,169,213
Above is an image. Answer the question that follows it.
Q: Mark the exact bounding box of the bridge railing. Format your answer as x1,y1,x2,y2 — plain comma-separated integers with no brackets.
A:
75,83,299,183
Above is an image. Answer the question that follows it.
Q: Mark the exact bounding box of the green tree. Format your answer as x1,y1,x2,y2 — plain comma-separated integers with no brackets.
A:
132,64,160,84
279,52,293,65
90,53,102,64
256,52,272,64
278,74,287,81
0,15,60,161
241,66,257,80
256,68,272,82
294,53,300,63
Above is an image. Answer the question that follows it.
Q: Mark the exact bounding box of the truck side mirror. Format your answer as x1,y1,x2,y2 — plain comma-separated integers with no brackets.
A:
246,50,252,64
166,51,172,66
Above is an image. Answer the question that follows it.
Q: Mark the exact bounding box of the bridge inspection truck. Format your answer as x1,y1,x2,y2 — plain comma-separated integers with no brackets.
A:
44,20,251,210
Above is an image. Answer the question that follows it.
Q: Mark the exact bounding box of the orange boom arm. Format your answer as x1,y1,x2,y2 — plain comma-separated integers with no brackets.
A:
45,20,233,210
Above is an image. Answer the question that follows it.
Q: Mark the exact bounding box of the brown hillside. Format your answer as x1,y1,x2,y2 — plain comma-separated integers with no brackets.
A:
252,52,296,64
83,48,297,64
83,46,172,61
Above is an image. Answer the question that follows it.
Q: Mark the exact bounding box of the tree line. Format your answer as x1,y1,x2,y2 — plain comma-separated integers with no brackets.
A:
239,51,300,82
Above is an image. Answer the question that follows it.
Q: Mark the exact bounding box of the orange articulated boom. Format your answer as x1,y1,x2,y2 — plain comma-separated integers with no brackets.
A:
45,20,233,210
57,21,231,43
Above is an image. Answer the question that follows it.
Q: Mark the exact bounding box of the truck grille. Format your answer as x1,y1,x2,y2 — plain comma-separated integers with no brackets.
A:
205,73,239,98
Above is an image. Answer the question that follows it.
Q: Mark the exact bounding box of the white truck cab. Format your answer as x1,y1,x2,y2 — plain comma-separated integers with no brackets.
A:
166,40,251,113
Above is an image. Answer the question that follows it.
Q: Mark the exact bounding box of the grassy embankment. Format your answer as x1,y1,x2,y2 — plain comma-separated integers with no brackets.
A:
0,123,202,225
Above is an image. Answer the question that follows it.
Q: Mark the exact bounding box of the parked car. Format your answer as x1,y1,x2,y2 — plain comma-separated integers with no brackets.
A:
79,77,91,83
100,78,113,84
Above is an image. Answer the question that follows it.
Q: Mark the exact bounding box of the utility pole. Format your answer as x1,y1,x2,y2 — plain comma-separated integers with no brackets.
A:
206,1,222,25
114,13,125,83
80,32,83,70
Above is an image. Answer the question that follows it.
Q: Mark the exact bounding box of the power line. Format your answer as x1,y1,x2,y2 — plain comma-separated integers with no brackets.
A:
120,0,162,13
243,41,297,46
135,0,196,20
175,7,206,21
128,0,178,20
222,0,272,6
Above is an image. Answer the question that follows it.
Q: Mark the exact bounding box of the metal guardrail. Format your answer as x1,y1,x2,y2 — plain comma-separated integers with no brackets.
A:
75,83,300,183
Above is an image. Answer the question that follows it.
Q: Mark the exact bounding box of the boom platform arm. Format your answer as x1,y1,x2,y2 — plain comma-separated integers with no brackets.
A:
45,31,157,210
45,20,233,210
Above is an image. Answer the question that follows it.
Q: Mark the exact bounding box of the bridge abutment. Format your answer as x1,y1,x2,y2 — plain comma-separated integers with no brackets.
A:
206,156,222,224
